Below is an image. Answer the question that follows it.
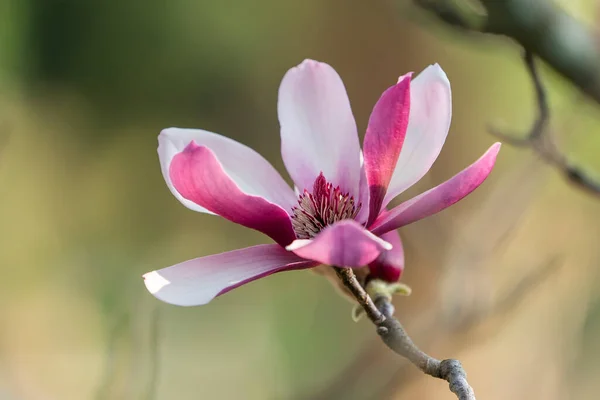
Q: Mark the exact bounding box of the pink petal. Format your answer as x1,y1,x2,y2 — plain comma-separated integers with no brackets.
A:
170,143,297,246
143,244,316,306
286,220,393,268
278,59,361,198
371,143,501,235
363,73,412,225
383,64,452,207
368,229,404,282
159,128,297,213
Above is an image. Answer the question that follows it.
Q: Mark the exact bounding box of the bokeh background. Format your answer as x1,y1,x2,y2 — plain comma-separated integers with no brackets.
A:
1,0,600,399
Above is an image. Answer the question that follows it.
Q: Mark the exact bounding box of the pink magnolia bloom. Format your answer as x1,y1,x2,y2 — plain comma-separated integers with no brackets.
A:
144,60,500,306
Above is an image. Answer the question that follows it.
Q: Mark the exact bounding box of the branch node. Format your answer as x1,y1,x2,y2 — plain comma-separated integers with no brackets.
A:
377,326,389,335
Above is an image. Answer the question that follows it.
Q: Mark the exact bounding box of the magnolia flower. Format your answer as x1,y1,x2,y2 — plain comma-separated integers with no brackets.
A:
144,60,500,306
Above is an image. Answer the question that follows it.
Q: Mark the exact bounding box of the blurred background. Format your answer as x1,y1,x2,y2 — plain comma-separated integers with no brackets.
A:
1,0,600,399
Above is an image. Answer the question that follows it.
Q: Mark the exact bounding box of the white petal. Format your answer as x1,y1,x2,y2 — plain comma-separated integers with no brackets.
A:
143,244,315,306
278,59,361,198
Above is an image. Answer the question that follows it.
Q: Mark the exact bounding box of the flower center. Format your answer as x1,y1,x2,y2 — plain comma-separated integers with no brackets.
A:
291,173,362,239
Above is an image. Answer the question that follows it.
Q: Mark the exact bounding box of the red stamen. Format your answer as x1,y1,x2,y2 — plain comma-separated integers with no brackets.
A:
291,173,362,239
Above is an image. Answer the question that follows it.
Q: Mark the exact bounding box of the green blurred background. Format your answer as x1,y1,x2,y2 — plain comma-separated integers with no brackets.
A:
1,0,600,399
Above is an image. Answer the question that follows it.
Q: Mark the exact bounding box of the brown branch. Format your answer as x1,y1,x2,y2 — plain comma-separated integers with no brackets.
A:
489,50,600,196
411,0,600,105
333,267,476,400
377,255,562,399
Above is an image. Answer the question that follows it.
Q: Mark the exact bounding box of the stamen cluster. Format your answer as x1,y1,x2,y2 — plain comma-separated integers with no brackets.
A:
291,173,361,239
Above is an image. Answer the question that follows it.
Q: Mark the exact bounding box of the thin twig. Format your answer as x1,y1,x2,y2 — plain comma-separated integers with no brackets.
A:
333,266,476,400
489,51,547,146
489,50,600,196
333,267,384,324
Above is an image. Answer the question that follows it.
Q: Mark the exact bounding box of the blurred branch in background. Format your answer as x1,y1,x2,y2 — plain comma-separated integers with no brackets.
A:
141,307,160,400
490,50,600,196
95,313,130,400
409,0,600,198
412,0,600,103
94,307,161,400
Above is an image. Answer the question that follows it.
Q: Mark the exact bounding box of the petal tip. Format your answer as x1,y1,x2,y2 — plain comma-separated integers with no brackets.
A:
143,271,170,295
158,128,175,148
159,127,174,135
431,63,445,73
300,58,319,65
487,142,502,160
158,127,182,142
421,63,450,85
397,71,413,84
296,59,325,72
285,239,311,251
367,230,393,251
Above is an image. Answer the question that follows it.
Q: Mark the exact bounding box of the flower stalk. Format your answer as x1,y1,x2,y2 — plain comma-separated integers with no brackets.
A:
332,267,385,324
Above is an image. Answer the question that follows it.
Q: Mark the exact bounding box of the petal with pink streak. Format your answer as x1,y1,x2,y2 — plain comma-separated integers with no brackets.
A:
143,244,316,306
286,220,392,268
371,143,501,235
363,73,412,224
383,64,452,207
170,143,297,246
368,229,404,282
354,153,370,224
159,128,297,213
278,59,361,198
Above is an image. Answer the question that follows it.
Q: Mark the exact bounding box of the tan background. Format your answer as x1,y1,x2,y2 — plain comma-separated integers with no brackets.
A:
1,0,600,399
